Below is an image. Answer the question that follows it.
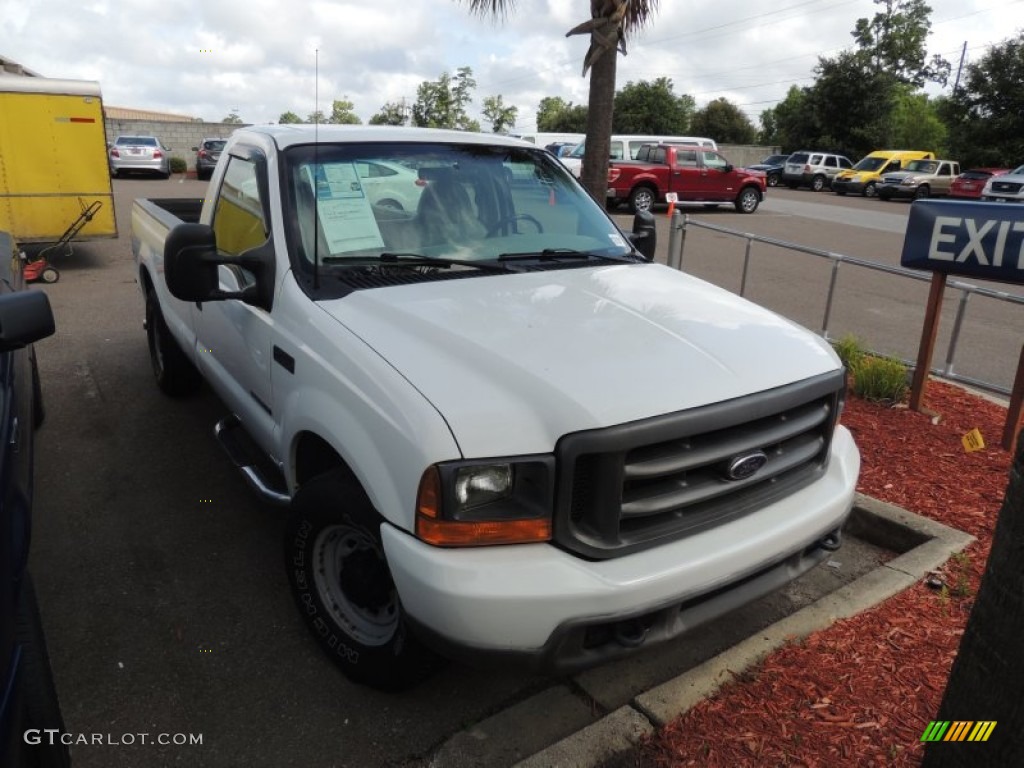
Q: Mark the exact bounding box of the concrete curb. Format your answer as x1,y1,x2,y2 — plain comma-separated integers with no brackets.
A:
508,494,973,766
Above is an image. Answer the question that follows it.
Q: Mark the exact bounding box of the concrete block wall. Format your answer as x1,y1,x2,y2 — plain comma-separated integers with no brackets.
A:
719,145,782,167
103,118,250,171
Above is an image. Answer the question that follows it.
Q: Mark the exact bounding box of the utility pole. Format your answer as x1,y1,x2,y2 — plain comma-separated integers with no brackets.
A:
952,41,967,94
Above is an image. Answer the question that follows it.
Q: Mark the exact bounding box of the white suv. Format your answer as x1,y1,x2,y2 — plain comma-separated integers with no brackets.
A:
782,151,854,191
981,164,1024,202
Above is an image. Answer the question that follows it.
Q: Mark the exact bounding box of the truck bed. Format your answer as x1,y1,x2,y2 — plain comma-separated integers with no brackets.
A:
139,198,205,225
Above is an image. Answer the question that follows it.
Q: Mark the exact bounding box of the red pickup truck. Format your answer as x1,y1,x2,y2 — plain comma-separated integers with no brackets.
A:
607,144,767,214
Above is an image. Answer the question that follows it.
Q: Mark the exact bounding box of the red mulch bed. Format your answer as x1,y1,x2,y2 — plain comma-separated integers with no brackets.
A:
640,380,1015,767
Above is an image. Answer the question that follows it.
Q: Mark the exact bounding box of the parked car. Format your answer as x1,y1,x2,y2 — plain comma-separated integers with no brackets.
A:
193,138,227,180
876,159,960,201
109,135,171,178
781,151,853,191
354,159,425,212
949,168,1010,199
832,150,935,197
0,233,68,767
544,142,578,158
748,154,791,187
980,164,1024,203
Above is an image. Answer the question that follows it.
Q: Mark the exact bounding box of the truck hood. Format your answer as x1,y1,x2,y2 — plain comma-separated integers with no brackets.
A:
319,264,839,458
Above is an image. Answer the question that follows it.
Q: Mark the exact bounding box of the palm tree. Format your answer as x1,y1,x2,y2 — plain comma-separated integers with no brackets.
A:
460,0,660,201
922,431,1024,765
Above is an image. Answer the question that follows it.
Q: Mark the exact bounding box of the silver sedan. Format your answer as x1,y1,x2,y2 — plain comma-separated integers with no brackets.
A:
109,135,171,178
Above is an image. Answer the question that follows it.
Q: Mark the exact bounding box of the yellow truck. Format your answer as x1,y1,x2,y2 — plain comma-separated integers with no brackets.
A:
0,77,117,280
831,149,935,198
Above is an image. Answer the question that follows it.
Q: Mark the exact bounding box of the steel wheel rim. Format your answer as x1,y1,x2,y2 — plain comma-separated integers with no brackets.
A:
312,524,398,646
741,190,758,212
634,190,653,212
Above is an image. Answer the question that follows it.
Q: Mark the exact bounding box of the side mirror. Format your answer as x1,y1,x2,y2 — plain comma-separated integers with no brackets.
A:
164,223,272,307
0,290,55,351
629,210,657,262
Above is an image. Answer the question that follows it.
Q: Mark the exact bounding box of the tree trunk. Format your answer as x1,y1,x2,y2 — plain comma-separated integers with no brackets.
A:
922,431,1024,765
579,8,617,203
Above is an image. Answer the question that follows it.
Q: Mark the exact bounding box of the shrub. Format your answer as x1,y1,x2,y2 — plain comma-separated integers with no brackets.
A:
831,333,866,372
169,156,188,174
851,355,908,404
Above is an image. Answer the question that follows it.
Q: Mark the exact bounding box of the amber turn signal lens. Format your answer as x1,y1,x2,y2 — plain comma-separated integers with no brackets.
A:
416,465,441,520
415,517,552,547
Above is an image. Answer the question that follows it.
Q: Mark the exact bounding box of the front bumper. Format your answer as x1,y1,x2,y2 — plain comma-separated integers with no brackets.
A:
877,183,918,199
832,179,869,194
383,426,860,673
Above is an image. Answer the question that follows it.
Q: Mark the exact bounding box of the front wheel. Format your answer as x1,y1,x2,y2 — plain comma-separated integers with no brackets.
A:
735,187,761,214
628,186,656,214
284,470,441,691
146,289,201,397
863,182,877,198
914,185,931,200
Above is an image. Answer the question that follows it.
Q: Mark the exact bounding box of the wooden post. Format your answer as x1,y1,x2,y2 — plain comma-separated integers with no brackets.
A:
1003,344,1024,451
909,272,947,412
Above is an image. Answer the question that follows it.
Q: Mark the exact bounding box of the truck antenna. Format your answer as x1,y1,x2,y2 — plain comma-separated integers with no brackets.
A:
313,47,321,290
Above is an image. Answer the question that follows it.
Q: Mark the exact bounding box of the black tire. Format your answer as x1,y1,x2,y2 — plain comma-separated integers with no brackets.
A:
31,350,45,429
39,267,59,284
834,188,847,196
284,470,441,691
863,182,877,198
878,192,892,201
811,175,827,192
914,185,930,200
146,289,201,397
628,186,656,214
766,173,779,188
16,574,72,768
734,187,760,214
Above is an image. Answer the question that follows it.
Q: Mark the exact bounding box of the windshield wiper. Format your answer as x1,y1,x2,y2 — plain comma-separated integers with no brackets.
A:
322,252,512,273
497,248,638,264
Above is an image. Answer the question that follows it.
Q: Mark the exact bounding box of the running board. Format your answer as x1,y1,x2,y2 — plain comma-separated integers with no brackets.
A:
214,415,291,505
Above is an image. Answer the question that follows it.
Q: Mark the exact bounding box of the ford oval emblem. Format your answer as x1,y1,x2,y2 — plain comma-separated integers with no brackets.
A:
725,450,768,481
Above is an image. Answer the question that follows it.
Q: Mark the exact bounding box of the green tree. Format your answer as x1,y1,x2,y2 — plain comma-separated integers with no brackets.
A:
759,86,819,151
889,89,945,153
536,96,588,132
852,0,950,87
690,98,756,144
482,94,518,133
222,112,243,124
369,101,408,126
612,77,693,134
412,67,479,131
809,51,894,156
306,110,327,124
278,111,302,124
942,31,1024,166
328,98,362,125
462,1,661,200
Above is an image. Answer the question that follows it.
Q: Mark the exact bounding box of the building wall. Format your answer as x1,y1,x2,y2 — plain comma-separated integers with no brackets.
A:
719,145,782,167
103,118,250,171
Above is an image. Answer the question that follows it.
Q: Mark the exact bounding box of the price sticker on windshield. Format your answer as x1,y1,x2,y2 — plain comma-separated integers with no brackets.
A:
665,193,678,203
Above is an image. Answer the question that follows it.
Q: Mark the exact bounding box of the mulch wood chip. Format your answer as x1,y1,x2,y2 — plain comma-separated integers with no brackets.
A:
640,380,1013,767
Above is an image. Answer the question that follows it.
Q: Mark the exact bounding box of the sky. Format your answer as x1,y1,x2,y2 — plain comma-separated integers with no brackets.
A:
2,0,1021,131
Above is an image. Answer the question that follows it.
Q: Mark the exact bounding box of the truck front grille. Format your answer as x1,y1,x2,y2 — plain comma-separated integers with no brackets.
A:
553,370,844,559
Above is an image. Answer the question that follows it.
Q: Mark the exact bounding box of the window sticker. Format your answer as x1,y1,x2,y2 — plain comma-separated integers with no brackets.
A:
309,163,385,254
608,233,626,248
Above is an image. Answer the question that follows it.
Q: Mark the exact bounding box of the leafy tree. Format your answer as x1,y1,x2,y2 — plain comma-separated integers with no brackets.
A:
482,95,518,133
942,31,1024,166
809,51,894,156
852,0,950,87
759,86,819,151
278,111,302,124
889,89,945,154
612,77,693,134
462,1,661,200
536,96,588,132
412,67,479,131
369,101,408,126
328,99,362,125
222,112,243,125
690,98,756,144
306,110,327,124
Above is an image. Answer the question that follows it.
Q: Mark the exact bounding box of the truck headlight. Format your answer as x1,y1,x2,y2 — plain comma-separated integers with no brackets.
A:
415,457,555,546
902,177,918,186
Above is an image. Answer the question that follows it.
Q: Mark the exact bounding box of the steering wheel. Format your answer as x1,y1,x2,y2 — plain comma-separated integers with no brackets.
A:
486,214,544,237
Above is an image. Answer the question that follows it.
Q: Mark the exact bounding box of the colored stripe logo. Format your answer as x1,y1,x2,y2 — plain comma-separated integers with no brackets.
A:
53,117,96,123
921,721,996,742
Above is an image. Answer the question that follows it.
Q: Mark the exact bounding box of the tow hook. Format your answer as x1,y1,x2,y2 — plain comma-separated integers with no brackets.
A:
819,530,843,552
613,618,649,648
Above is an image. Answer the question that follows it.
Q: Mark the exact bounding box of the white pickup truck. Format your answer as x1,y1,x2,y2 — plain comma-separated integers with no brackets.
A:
132,125,859,690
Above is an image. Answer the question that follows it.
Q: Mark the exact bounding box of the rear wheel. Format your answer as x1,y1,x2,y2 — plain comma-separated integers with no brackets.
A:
735,187,760,214
766,173,780,187
146,288,201,397
284,470,441,691
628,186,656,214
863,182,877,198
811,175,827,192
834,188,847,196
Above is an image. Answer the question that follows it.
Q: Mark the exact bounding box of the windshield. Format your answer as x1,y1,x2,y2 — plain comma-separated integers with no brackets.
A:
568,140,586,158
904,160,937,173
852,156,887,172
282,141,634,285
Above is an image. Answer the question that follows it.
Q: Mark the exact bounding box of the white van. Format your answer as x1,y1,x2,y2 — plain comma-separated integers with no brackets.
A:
562,134,718,177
